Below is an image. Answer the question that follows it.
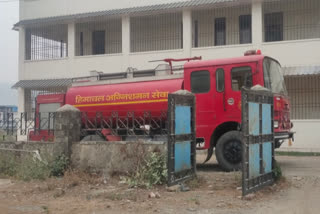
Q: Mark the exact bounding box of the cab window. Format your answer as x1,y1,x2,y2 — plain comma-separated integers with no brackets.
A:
216,68,225,92
191,70,210,93
231,66,253,91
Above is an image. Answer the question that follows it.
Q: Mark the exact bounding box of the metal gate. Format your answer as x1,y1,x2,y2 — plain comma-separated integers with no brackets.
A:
167,92,196,186
241,88,275,196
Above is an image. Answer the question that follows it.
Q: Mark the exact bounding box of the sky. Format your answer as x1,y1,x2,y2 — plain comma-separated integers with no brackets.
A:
0,0,19,105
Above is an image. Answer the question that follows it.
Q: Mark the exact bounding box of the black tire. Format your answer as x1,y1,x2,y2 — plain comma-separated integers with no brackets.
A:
215,131,242,172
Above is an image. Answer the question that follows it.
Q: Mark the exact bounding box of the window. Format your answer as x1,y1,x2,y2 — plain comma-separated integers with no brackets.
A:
263,58,287,95
80,32,84,56
191,70,210,93
216,68,225,92
25,25,68,60
92,30,105,55
265,12,283,42
194,20,199,48
239,15,252,44
231,67,253,91
130,12,182,52
215,18,226,46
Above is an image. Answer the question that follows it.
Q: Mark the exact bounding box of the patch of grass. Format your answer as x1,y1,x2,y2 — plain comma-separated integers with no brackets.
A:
16,156,51,181
49,155,69,177
0,130,17,142
122,152,167,188
273,160,282,181
275,151,320,157
0,152,69,181
188,196,201,205
186,176,205,189
102,191,138,202
0,152,18,176
232,171,242,186
63,169,102,188
41,206,49,214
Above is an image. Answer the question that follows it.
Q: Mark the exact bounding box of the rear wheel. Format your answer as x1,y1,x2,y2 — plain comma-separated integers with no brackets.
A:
215,131,242,172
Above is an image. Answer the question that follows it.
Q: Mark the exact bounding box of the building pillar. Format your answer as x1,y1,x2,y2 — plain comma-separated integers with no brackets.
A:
122,16,130,72
68,23,75,58
252,0,263,48
18,27,25,81
17,88,25,113
183,9,192,57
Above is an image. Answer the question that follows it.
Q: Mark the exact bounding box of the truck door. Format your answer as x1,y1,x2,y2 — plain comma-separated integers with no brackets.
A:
224,64,255,119
188,68,215,148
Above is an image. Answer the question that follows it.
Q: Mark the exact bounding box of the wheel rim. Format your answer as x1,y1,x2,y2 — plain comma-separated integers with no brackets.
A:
223,140,242,164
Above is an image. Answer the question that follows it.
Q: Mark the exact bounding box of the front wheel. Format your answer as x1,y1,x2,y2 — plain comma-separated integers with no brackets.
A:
215,131,242,172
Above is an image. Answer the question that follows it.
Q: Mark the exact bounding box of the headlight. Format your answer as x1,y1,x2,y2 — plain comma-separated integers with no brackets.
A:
274,121,279,128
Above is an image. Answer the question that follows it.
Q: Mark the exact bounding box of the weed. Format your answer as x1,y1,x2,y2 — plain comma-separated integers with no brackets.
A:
232,171,242,185
186,176,204,189
0,153,18,176
273,160,282,181
41,205,49,214
0,152,69,181
16,156,51,181
49,155,69,177
105,192,123,201
123,152,167,188
188,196,201,205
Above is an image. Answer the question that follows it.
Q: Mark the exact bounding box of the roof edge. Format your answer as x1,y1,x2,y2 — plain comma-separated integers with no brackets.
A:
14,0,240,27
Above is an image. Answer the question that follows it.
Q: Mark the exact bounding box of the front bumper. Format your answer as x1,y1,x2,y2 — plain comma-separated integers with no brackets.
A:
274,131,294,148
274,131,294,140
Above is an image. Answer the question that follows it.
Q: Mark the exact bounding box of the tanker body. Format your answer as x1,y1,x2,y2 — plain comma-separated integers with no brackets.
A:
66,78,184,118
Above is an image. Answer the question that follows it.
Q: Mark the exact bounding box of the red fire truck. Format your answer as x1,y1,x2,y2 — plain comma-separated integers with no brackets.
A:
31,50,293,171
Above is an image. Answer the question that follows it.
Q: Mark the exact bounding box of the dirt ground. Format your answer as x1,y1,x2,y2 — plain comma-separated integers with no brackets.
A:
0,154,319,214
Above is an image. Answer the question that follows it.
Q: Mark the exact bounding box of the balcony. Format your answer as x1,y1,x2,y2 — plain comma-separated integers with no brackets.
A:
21,0,320,80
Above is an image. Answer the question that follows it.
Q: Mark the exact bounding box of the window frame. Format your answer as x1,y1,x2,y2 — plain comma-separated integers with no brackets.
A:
264,12,283,42
194,20,199,48
230,66,253,91
214,17,226,46
216,68,225,93
80,32,84,56
190,70,211,94
92,30,106,55
239,14,252,44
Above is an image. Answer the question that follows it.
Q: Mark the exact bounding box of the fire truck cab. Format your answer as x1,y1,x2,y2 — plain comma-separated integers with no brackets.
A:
183,50,293,171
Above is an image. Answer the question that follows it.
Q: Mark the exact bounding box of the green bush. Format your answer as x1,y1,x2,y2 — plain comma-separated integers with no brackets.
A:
49,155,69,177
16,157,51,181
0,153,18,177
273,160,282,181
124,152,167,188
0,152,69,181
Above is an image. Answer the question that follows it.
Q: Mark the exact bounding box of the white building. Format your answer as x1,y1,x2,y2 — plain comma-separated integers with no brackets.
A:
13,0,320,151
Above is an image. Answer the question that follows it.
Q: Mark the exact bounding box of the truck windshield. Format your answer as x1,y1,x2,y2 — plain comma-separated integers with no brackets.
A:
263,58,288,95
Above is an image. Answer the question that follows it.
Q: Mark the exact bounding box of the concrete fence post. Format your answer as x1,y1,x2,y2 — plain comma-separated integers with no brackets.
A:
54,105,81,158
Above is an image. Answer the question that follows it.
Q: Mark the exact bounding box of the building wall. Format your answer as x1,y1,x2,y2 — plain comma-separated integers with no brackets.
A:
192,4,251,47
75,18,122,56
260,39,320,67
262,0,320,41
285,75,320,120
280,120,320,152
21,50,188,80
20,38,320,80
130,12,183,52
20,0,188,20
